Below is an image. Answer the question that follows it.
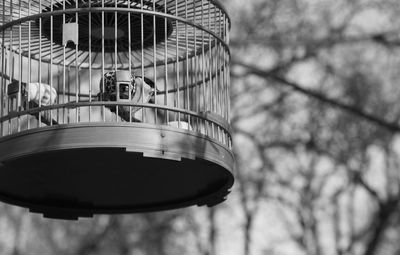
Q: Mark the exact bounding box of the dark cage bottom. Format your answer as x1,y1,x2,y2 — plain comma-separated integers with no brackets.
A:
0,124,234,220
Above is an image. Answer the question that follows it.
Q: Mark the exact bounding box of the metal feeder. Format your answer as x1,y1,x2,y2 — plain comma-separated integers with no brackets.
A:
0,0,233,219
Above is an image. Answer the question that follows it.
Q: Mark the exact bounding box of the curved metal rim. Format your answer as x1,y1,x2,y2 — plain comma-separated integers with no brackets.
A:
0,102,233,136
0,122,235,168
0,121,233,157
0,0,231,28
0,123,235,218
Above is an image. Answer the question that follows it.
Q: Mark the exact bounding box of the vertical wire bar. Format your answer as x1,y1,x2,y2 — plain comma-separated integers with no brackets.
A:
226,18,230,124
175,0,180,126
128,0,132,122
216,8,221,142
190,55,195,130
225,14,228,122
101,0,105,122
75,0,79,123
184,0,189,129
88,0,92,122
8,6,14,129
9,1,13,84
208,2,212,117
38,0,43,126
141,0,145,122
11,44,15,133
17,0,22,131
213,8,217,118
67,65,70,110
221,12,229,143
193,0,199,132
164,0,168,124
35,0,45,128
221,12,225,120
56,66,60,124
217,9,221,117
201,0,206,136
196,56,200,133
224,14,228,145
191,55,196,131
27,0,31,129
208,5,213,139
220,12,224,144
153,0,157,124
114,0,118,122
67,63,71,122
209,5,214,139
4,29,7,134
7,25,11,134
0,0,5,135
7,2,11,134
49,0,53,125
63,0,66,123
216,11,220,119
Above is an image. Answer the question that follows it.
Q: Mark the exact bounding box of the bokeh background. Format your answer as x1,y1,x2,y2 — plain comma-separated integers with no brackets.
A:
3,0,400,254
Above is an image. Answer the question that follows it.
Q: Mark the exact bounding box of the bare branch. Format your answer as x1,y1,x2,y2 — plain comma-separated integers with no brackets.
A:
351,173,381,202
363,198,400,255
233,61,400,133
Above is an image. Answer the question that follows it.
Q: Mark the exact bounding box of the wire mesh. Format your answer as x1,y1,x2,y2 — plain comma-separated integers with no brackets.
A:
0,0,231,148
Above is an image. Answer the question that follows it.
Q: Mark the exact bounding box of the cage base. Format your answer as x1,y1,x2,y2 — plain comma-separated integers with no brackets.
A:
0,124,234,220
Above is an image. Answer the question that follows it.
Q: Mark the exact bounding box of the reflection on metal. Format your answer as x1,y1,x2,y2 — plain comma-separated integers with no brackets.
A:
0,0,233,220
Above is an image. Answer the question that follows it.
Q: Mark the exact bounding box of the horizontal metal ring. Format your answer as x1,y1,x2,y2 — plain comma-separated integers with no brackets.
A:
0,101,233,136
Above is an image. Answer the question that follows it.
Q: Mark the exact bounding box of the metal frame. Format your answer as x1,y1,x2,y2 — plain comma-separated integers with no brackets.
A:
0,0,231,149
0,0,233,219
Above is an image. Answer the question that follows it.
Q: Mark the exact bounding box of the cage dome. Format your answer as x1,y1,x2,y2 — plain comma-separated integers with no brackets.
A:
0,0,233,219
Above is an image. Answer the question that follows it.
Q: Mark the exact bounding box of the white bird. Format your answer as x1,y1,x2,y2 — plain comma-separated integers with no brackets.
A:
22,82,58,125
25,82,57,106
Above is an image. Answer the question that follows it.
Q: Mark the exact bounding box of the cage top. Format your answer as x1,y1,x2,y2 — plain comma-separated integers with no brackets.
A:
39,1,175,52
0,0,231,27
0,0,230,68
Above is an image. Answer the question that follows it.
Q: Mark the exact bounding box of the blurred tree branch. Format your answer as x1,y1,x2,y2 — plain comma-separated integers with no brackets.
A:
76,217,119,255
233,129,270,255
232,60,400,133
232,31,400,49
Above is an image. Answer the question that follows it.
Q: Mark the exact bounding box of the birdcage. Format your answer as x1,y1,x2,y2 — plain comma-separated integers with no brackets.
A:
0,0,233,219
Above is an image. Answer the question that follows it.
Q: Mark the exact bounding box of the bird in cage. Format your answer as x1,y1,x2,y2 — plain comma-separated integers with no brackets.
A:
24,82,58,125
98,70,155,122
97,71,194,129
8,81,58,126
25,82,58,107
